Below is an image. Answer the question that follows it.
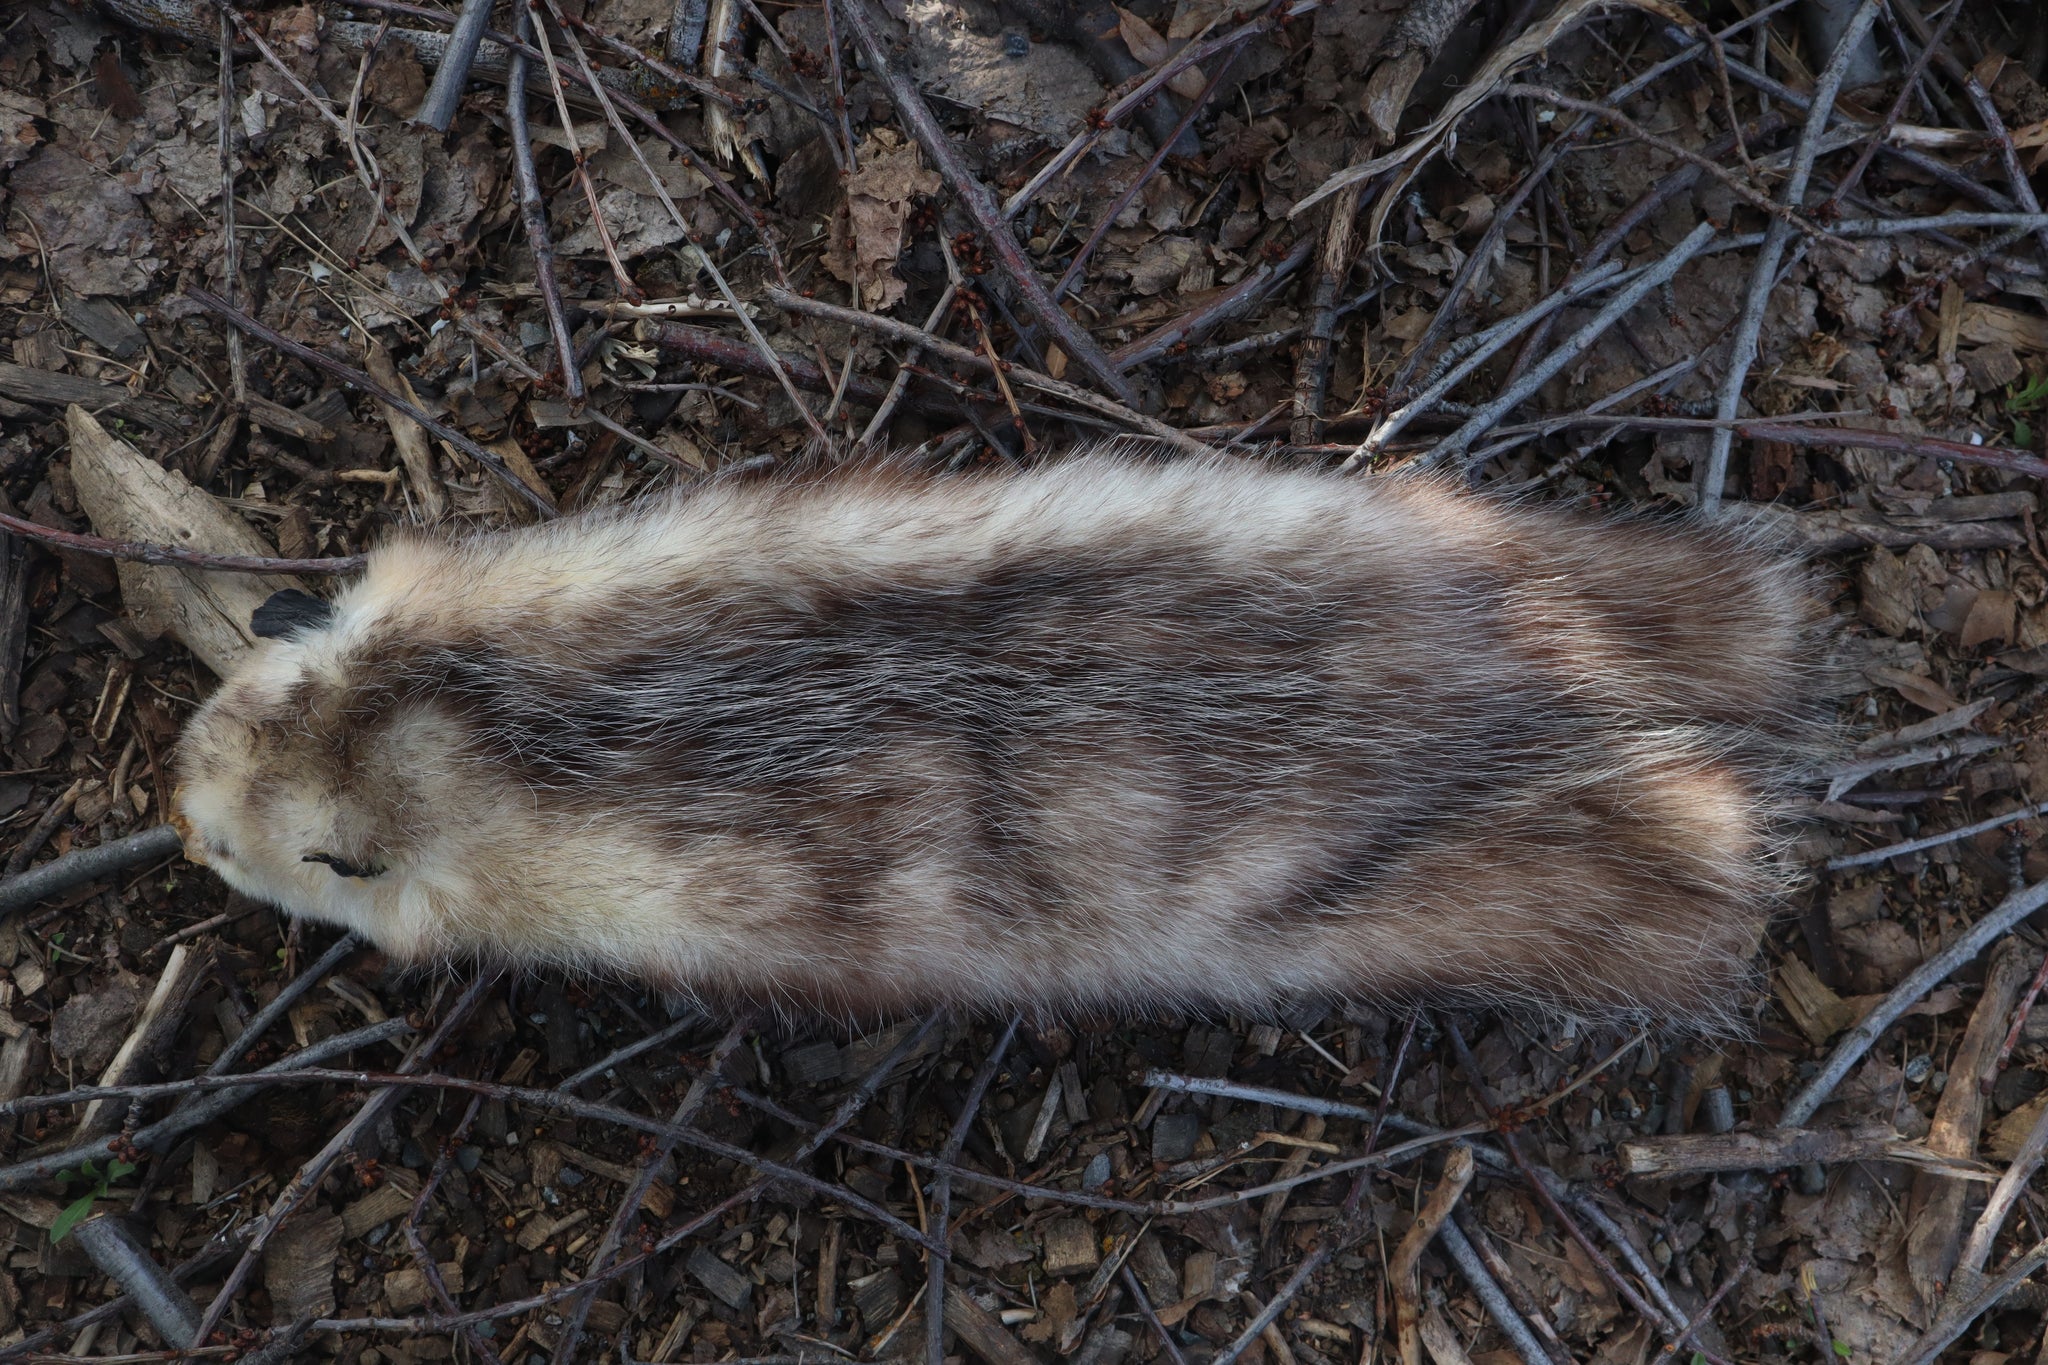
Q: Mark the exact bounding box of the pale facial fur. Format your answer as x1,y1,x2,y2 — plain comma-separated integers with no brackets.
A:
172,449,1827,1032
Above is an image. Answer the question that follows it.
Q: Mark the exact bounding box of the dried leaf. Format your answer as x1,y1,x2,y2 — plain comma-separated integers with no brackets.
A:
1113,6,1206,99
821,131,940,311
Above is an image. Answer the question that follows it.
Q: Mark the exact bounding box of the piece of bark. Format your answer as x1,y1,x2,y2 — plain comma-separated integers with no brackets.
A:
1618,1121,1949,1176
0,364,184,432
75,945,204,1138
362,341,447,522
1728,500,2032,552
262,1208,342,1320
944,1282,1044,1365
1359,0,1484,145
242,394,335,445
66,406,304,677
1904,940,2035,1311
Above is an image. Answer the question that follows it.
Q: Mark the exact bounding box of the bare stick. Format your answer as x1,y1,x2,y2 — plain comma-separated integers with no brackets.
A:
1439,1217,1559,1365
1957,1091,2048,1276
1119,1263,1189,1365
1669,1254,1751,1359
1390,0,1798,392
1413,222,1717,472
1698,0,1885,515
505,5,586,401
556,1014,701,1092
0,507,361,577
413,0,495,130
1344,259,1624,469
187,976,492,1347
187,289,556,518
549,1019,751,1365
215,3,245,408
834,0,1141,407
68,1214,202,1349
1393,1146,1477,1365
1898,1237,2048,1365
1826,800,2048,870
1052,44,1245,305
209,933,364,1078
860,282,957,446
1506,84,1831,235
1112,235,1315,371
1783,880,2048,1126
4,778,83,877
1817,0,1959,220
0,1016,410,1194
1001,2,1316,219
763,286,1214,456
1291,175,1363,446
926,1016,1017,1365
0,824,184,916
1958,73,2048,263
401,1096,504,1365
537,0,829,445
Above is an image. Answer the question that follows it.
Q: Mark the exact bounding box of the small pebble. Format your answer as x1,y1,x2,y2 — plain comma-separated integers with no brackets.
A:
1002,29,1030,57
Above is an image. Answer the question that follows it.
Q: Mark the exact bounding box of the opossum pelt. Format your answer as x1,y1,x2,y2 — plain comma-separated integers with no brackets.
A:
171,449,1826,1033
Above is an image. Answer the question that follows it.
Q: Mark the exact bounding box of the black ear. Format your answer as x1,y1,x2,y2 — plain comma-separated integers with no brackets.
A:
251,589,335,640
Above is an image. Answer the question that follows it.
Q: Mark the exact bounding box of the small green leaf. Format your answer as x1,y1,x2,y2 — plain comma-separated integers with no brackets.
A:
107,1159,136,1181
2016,417,2035,447
49,1192,96,1244
1833,1341,1852,1359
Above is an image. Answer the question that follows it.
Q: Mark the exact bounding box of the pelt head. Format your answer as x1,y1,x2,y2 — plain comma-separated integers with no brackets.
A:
172,586,448,960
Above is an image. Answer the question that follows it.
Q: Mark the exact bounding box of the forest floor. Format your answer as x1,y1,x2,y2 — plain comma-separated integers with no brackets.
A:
0,0,2046,1361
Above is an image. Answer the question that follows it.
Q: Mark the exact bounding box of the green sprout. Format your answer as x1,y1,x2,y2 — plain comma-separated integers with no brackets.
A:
50,1157,137,1244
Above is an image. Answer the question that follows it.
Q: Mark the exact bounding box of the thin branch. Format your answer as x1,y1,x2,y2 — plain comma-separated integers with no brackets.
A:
187,288,556,518
1736,419,2048,481
1438,1217,1559,1365
1958,1089,2048,1277
549,1019,752,1365
1826,800,2048,870
1411,221,1718,472
833,0,1142,407
505,5,586,401
763,286,1215,456
1344,259,1625,469
537,0,830,445
1698,0,1886,515
1504,84,1831,237
1898,1237,2048,1365
926,1016,1017,1365
1052,43,1245,305
188,976,492,1346
0,825,185,916
1001,2,1317,220
413,0,495,130
0,506,362,577
1783,879,2048,1126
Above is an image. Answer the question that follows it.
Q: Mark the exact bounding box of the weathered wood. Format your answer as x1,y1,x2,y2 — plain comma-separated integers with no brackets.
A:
943,1279,1044,1365
242,393,336,445
1618,1121,1959,1176
0,363,183,431
1905,941,2037,1309
66,406,303,677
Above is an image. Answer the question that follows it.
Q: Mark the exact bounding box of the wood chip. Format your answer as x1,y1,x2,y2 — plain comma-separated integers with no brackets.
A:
262,1209,341,1320
1041,1217,1100,1276
67,406,304,677
687,1247,753,1309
